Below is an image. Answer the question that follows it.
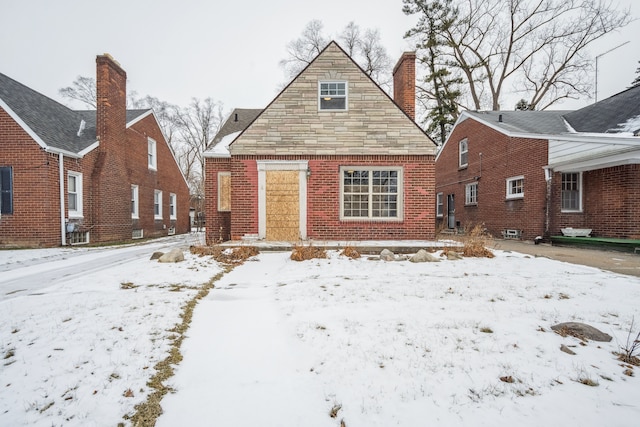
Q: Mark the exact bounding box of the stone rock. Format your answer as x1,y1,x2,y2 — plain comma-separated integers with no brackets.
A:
551,322,612,342
560,344,576,355
410,249,440,263
158,248,185,263
150,251,164,260
446,251,463,260
380,249,396,261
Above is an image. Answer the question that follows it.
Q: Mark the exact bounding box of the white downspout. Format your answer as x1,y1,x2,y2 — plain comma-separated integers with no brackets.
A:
59,152,66,246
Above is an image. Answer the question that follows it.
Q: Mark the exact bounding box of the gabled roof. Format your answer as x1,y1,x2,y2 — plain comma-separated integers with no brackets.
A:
464,110,572,135
0,71,149,155
564,84,640,135
221,41,436,156
210,108,263,146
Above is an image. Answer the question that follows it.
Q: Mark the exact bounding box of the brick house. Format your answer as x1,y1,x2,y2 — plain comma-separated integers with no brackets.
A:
435,85,640,240
0,55,190,247
204,41,437,243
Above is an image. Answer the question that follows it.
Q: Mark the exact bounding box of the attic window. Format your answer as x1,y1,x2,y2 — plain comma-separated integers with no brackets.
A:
319,81,347,111
148,137,157,170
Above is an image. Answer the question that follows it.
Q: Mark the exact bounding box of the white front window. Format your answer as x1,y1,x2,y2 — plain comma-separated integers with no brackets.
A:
154,190,162,219
465,182,478,205
68,171,83,217
340,166,403,220
131,185,139,219
148,138,157,170
319,81,347,111
169,193,177,220
506,176,524,199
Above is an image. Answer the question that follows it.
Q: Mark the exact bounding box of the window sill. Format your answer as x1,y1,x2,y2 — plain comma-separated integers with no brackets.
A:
68,213,83,219
560,210,583,214
505,196,524,201
340,217,404,223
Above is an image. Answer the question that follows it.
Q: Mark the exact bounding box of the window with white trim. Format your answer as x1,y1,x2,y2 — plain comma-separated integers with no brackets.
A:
148,137,157,170
131,185,139,219
169,193,177,220
340,167,402,220
561,172,581,211
459,139,468,168
154,190,162,219
67,171,83,217
319,81,347,111
465,182,478,205
506,176,524,199
436,192,444,217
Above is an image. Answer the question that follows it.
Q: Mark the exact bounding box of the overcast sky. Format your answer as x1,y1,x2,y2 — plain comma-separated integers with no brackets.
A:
1,0,638,115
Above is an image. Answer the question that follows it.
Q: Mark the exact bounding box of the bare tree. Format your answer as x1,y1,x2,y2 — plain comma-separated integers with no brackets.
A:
59,77,226,195
279,20,328,80
633,61,640,87
404,0,633,111
58,76,97,109
280,20,392,89
174,98,225,196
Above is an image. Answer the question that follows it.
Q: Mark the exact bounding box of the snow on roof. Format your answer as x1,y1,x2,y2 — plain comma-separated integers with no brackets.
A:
608,114,640,136
205,130,241,158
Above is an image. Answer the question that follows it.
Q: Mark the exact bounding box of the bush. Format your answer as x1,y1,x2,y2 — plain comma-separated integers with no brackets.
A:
461,224,495,258
291,245,327,261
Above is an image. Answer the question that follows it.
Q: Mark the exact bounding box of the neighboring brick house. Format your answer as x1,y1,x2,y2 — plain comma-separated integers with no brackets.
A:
0,55,190,247
435,84,640,240
204,41,437,243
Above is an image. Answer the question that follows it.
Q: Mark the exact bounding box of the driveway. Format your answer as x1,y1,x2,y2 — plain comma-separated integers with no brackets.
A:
491,239,640,277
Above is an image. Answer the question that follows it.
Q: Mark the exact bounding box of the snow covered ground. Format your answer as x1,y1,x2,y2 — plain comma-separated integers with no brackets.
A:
2,239,640,426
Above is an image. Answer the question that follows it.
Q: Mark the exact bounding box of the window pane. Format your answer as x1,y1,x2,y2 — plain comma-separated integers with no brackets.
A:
320,97,346,110
68,194,77,210
68,176,76,192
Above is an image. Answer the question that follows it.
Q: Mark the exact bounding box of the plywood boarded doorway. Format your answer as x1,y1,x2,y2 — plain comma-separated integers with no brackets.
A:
266,170,300,241
257,161,308,241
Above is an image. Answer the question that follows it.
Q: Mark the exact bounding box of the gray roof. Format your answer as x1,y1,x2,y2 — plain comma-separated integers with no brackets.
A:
210,108,263,147
0,72,149,154
564,84,640,134
465,110,572,135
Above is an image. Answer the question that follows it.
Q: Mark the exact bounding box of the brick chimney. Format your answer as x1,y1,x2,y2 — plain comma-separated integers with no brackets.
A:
393,51,416,121
96,54,127,151
92,54,130,242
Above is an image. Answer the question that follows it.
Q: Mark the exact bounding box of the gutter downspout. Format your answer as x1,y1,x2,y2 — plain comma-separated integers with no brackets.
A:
59,152,66,246
544,167,552,238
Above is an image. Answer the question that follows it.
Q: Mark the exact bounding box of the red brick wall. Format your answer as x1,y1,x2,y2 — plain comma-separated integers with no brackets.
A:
206,154,435,242
307,155,434,240
229,158,259,240
127,115,191,239
436,119,549,240
204,157,231,244
550,165,640,238
0,109,61,247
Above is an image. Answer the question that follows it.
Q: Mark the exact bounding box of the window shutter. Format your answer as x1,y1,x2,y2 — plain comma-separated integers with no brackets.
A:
0,167,13,214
